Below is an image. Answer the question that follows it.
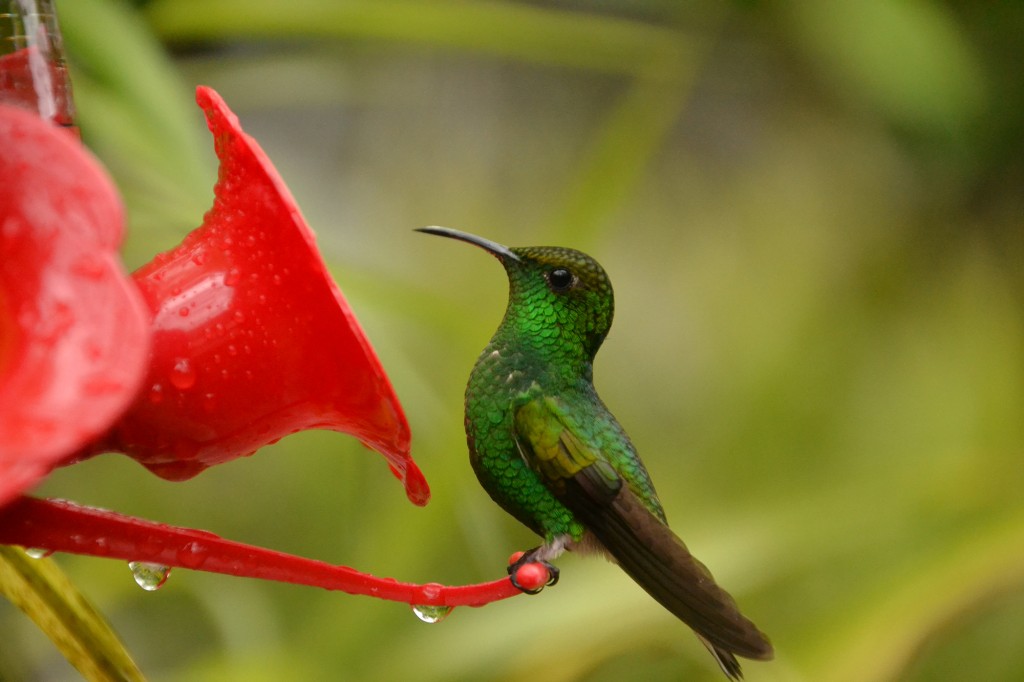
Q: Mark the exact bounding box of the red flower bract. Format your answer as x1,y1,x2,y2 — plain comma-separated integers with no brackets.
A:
84,87,430,506
0,103,149,508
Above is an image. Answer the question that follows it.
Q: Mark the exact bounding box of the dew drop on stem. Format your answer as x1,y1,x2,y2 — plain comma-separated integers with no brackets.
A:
411,604,454,624
128,561,171,591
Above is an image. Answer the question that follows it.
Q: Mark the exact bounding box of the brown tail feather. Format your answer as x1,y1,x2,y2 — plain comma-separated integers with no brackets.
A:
566,472,773,677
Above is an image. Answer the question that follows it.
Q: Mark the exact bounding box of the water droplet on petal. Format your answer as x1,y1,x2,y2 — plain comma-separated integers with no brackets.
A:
169,358,196,390
175,541,209,570
25,547,54,559
412,604,453,624
129,561,171,591
93,537,110,556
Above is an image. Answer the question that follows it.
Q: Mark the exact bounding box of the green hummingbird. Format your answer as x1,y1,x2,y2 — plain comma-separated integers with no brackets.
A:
417,227,773,679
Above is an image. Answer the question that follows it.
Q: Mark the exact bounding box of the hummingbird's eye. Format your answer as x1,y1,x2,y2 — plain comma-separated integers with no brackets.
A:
547,268,574,292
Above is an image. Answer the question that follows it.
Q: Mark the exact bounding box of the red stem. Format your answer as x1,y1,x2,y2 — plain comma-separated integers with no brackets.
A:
0,497,526,607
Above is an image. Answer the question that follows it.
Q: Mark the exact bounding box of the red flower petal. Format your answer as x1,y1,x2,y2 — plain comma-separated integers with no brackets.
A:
0,104,150,507
97,87,429,505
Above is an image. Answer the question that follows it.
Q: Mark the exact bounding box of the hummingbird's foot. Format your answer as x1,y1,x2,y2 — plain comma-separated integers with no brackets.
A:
507,548,560,594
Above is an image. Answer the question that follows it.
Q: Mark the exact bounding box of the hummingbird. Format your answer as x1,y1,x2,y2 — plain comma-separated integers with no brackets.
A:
417,227,773,679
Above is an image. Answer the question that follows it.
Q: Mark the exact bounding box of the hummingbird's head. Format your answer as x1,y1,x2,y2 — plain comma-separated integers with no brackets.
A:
417,227,614,359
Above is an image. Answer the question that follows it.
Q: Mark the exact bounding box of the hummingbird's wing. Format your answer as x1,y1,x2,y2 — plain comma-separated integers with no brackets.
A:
513,395,773,678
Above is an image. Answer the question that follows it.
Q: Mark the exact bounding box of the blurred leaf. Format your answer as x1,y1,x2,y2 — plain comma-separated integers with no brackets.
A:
803,510,1024,682
56,0,214,258
784,0,988,139
903,586,1024,682
0,547,145,681
553,43,708,244
145,0,691,75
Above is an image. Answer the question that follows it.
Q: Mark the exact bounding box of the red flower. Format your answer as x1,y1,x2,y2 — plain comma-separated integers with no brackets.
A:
82,86,430,507
0,99,149,508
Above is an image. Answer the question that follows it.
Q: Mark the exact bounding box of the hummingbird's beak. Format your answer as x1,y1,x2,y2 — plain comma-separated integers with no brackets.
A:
416,226,520,262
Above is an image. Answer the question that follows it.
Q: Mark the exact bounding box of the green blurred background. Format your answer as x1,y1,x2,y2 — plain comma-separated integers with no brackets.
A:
3,0,1024,680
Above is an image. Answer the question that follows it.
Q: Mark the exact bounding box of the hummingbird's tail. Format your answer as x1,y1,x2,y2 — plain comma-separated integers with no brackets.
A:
568,473,773,680
696,634,745,680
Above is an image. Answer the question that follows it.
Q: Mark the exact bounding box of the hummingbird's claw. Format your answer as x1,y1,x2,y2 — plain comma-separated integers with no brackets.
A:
545,563,560,587
507,548,559,594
